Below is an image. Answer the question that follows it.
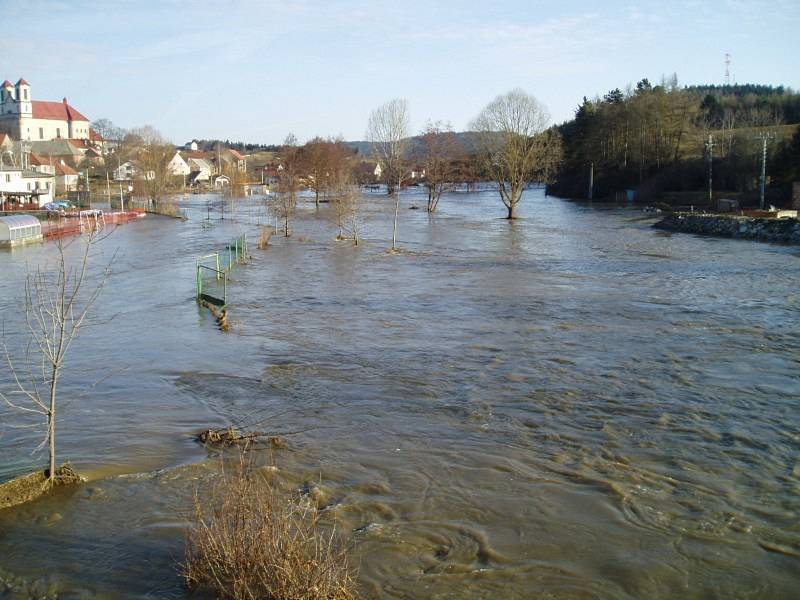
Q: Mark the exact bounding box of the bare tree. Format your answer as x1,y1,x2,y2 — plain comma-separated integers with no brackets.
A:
1,233,110,483
122,126,176,205
274,134,300,237
471,89,563,219
420,120,461,212
366,98,410,250
329,171,363,245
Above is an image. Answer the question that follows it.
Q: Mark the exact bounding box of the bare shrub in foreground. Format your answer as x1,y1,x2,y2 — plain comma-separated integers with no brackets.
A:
183,463,359,600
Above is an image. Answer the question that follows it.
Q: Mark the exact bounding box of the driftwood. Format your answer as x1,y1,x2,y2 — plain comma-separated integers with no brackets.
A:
196,427,289,450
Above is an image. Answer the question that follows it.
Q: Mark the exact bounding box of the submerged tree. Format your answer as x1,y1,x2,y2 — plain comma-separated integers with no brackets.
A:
471,89,563,219
366,98,410,250
274,133,301,237
329,171,363,245
1,232,110,483
419,120,461,212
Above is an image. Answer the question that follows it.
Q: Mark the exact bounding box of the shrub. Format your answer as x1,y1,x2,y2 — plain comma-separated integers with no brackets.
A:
183,462,359,600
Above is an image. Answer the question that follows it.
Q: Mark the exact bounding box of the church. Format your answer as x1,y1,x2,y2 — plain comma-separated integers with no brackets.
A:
0,78,91,142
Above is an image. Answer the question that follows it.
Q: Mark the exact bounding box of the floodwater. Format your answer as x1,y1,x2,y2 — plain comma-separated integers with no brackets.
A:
0,188,798,598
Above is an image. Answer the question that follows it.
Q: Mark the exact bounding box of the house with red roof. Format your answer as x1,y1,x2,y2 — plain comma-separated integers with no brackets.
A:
0,78,91,142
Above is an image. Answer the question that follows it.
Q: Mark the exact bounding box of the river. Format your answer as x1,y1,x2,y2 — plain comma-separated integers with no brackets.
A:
0,188,798,598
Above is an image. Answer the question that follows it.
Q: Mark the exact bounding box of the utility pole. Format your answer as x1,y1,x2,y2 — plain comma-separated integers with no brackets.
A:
753,133,775,210
705,134,714,205
588,162,594,201
85,169,91,209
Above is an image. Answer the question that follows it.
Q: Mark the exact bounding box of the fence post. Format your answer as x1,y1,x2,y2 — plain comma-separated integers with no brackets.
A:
196,264,202,299
215,252,220,280
223,273,227,306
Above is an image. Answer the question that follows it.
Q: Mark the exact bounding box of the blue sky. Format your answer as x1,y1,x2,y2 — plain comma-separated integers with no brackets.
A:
2,0,798,144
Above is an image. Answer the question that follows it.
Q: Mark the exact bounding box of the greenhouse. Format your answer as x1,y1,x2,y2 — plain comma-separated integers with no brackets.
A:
0,215,43,248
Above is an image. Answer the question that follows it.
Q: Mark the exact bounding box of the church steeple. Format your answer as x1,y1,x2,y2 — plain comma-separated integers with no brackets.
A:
16,78,32,117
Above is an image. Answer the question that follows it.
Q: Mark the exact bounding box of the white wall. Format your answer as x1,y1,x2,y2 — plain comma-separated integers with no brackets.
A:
18,117,90,141
0,169,54,206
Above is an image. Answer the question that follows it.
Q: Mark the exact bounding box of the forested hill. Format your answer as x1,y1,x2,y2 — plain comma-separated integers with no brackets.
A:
548,79,800,205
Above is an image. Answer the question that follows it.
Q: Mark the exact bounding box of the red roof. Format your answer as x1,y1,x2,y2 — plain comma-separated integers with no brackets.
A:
55,161,78,176
1,80,12,88
228,149,245,160
17,78,29,86
181,151,212,160
89,128,104,142
32,100,89,122
28,153,47,166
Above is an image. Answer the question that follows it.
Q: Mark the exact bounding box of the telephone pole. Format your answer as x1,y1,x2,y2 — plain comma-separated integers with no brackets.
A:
705,134,714,204
753,133,775,210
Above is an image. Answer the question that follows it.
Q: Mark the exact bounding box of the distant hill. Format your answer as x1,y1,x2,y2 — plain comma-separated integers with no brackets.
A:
345,131,484,160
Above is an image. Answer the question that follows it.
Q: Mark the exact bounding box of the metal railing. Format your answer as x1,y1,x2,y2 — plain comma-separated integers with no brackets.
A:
195,234,248,309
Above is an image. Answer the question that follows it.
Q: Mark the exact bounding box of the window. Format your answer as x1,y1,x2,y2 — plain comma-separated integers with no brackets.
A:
39,127,44,139
23,89,28,100
4,174,9,183
27,182,31,191
56,128,61,138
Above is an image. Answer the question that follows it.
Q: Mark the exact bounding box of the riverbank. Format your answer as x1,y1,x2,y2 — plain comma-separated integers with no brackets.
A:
654,213,800,243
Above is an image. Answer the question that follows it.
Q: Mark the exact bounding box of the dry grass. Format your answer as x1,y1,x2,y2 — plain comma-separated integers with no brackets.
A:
183,461,359,600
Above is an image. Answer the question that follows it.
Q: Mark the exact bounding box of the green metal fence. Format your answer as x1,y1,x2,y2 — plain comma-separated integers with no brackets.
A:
196,234,247,308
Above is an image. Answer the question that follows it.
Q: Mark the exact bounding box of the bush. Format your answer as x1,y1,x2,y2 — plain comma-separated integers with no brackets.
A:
183,461,359,600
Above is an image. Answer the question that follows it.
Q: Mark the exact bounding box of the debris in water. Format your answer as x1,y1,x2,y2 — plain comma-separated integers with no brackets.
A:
196,427,289,450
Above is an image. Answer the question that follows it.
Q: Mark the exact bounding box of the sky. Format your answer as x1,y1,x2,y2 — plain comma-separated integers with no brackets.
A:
2,0,798,145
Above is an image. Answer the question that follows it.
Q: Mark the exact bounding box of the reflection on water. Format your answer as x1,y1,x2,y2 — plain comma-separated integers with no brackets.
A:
0,189,798,598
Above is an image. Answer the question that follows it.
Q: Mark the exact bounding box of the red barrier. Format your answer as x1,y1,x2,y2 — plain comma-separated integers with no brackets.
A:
41,211,146,239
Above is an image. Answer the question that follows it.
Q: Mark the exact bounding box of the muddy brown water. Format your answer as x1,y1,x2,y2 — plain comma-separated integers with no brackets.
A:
0,188,798,598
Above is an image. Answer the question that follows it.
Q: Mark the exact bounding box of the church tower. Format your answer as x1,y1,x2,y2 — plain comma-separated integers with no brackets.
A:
16,79,32,118
0,80,18,138
1,80,14,109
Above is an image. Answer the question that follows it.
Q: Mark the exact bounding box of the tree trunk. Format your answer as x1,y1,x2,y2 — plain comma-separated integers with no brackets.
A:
391,193,400,250
507,203,516,219
315,189,320,208
48,372,57,481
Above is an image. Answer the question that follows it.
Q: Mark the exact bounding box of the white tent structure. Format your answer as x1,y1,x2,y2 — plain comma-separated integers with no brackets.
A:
0,214,42,248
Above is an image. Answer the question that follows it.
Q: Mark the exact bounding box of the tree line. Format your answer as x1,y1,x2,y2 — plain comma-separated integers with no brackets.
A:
549,77,800,204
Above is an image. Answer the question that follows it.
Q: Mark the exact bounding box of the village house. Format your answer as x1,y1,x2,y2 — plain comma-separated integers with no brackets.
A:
0,157,55,208
114,160,138,181
0,79,91,142
28,154,80,193
185,157,214,186
219,148,247,173
166,151,190,177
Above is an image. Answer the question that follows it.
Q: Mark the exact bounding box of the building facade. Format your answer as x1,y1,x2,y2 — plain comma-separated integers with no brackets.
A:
0,79,91,142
